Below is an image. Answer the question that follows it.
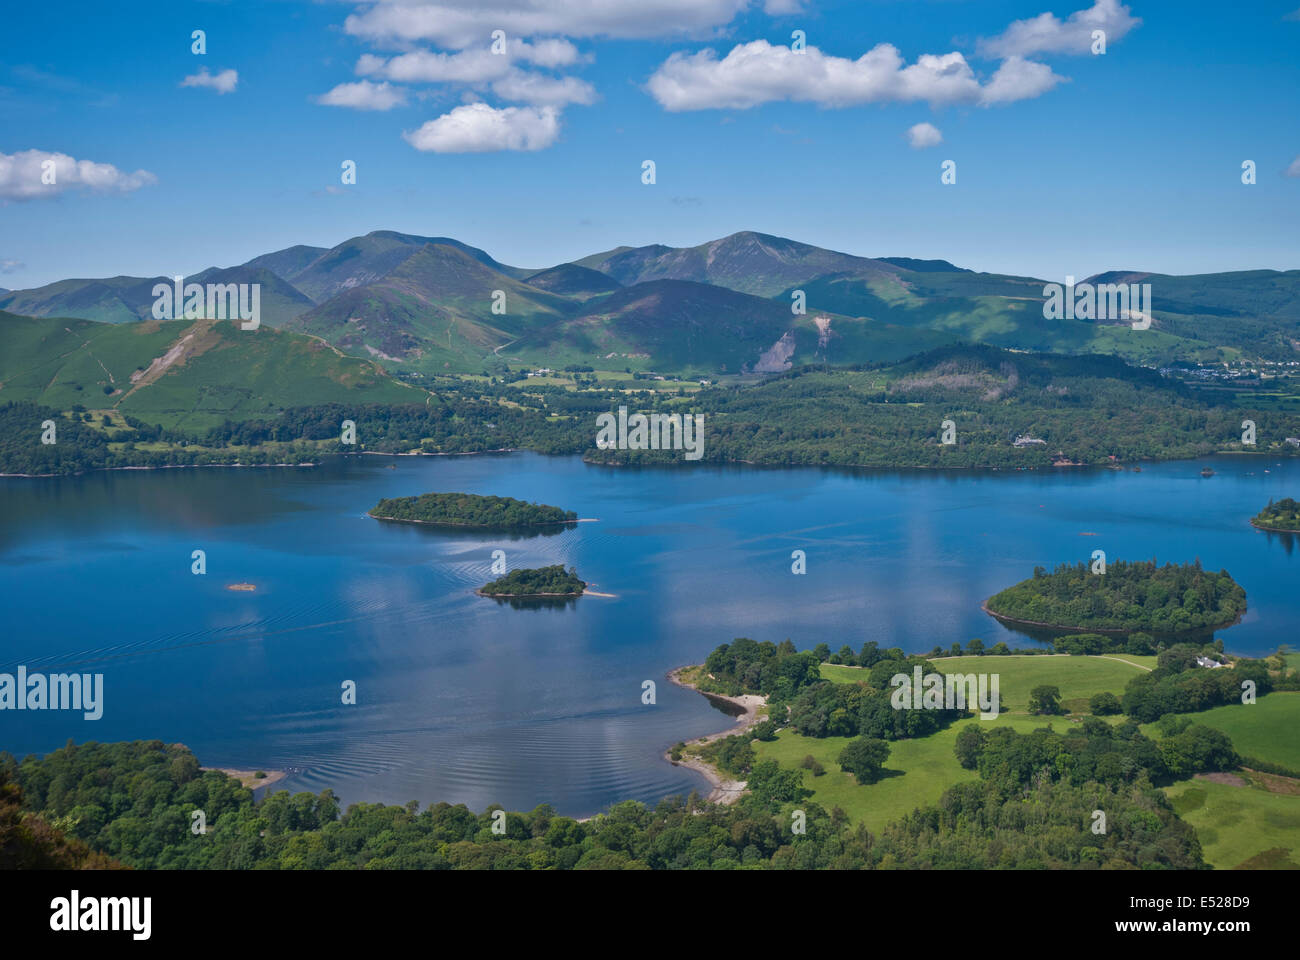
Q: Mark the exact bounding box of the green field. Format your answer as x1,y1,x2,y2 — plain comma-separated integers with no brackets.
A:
820,654,1154,715
1165,777,1300,869
805,659,1300,861
769,654,1155,831
753,714,1091,832
1140,692,1300,771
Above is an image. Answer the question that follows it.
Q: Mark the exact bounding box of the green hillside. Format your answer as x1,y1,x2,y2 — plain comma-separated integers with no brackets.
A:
587,345,1300,468
274,230,531,302
6,230,1299,377
0,268,314,328
287,243,573,373
0,311,419,431
515,279,814,374
523,263,623,299
573,230,897,298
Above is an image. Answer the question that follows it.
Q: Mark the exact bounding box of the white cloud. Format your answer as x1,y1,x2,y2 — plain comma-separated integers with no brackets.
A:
491,70,596,106
522,37,589,68
763,0,803,13
0,149,158,201
181,67,239,94
647,40,1065,111
358,37,585,84
344,0,750,48
979,0,1140,58
0,259,24,273
316,80,409,110
403,102,561,152
979,56,1066,104
1286,155,1300,178
355,38,592,107
907,122,943,149
358,49,506,84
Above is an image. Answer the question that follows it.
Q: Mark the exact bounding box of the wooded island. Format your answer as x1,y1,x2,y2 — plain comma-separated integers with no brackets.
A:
370,492,577,528
984,559,1246,635
478,565,587,598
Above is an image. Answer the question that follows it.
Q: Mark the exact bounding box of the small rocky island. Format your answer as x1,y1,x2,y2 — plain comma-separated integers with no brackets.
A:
1251,497,1300,532
369,492,577,528
478,565,587,598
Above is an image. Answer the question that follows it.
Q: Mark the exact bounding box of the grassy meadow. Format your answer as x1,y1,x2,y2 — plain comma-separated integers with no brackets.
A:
753,655,1300,866
756,655,1156,831
1140,692,1300,771
1165,775,1300,869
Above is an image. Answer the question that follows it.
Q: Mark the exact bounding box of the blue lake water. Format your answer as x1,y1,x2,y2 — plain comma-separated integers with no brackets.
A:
2,453,1296,817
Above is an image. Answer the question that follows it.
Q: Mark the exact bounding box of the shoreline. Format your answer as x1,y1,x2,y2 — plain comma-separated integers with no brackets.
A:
583,451,1300,474
201,766,288,791
981,599,1242,637
369,511,582,529
9,447,1296,481
663,665,767,805
1249,518,1300,533
0,462,318,479
475,589,586,598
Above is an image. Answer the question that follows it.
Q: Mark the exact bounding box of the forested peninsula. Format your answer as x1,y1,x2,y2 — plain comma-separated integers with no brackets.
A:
1251,497,1300,532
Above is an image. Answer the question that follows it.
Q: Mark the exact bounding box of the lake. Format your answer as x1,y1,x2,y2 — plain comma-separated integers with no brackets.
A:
2,453,1296,817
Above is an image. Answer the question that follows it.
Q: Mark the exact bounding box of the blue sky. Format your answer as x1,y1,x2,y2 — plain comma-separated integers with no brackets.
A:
1,0,1298,289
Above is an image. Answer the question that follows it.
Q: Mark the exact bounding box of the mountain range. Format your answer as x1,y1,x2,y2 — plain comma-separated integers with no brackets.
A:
3,230,1299,381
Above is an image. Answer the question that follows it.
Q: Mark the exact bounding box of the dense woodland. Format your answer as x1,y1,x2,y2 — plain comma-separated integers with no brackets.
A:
1,729,1211,870
584,347,1300,469
479,565,586,596
985,559,1247,633
5,345,1299,475
1121,644,1275,723
371,492,576,527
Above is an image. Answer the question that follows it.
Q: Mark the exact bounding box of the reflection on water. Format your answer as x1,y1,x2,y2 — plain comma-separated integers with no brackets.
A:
2,452,1297,817
1257,528,1297,555
481,595,582,611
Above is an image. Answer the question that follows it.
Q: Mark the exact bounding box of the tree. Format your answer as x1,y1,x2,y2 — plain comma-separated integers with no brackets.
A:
168,754,200,785
966,638,985,656
1028,685,1062,715
1125,632,1155,656
954,725,987,769
837,737,890,784
1089,692,1122,716
1159,725,1238,775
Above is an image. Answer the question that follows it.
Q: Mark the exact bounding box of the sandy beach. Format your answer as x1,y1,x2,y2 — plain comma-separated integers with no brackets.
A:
664,666,767,805
203,767,287,790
